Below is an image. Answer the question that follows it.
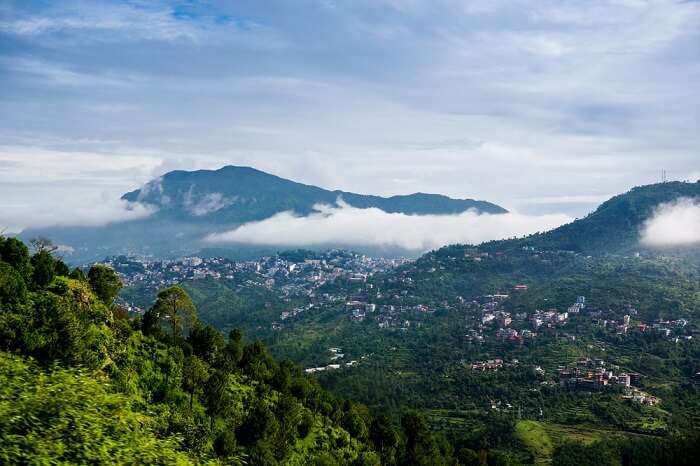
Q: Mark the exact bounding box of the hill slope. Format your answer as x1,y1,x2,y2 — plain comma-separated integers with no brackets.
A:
482,181,700,255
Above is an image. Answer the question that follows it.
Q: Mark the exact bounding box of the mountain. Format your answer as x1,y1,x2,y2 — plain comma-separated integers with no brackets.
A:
121,165,506,221
482,181,700,255
23,165,507,263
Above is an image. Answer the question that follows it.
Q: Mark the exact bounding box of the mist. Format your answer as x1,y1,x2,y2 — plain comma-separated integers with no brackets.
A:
640,198,700,248
205,201,571,252
1,195,156,233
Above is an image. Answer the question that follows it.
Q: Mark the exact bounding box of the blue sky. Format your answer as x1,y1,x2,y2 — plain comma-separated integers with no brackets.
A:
1,0,699,231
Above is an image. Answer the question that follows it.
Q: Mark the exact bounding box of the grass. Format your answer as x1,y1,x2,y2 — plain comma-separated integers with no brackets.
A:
515,420,554,466
540,422,606,445
514,419,658,465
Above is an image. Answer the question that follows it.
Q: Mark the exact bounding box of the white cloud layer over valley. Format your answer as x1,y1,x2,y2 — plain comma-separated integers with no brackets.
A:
206,202,571,252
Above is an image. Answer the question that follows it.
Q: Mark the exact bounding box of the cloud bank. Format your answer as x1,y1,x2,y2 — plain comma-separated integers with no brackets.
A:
1,195,156,233
640,198,700,248
206,202,571,252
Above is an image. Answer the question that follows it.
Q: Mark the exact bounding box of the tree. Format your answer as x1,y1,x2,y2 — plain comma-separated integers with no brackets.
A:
240,340,274,381
400,412,454,466
213,430,238,458
69,267,86,281
152,287,197,338
54,260,70,277
0,261,27,308
1,237,32,281
31,250,55,289
341,408,368,441
552,441,618,466
141,307,162,337
87,265,122,305
237,401,279,446
187,323,224,364
221,328,243,372
29,236,58,254
370,415,400,462
182,355,209,409
204,370,232,429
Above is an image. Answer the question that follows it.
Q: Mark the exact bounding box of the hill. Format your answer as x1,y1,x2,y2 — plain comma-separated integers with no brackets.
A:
22,165,506,263
481,181,700,255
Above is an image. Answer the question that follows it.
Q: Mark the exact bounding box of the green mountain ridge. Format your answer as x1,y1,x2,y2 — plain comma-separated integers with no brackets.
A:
480,181,700,255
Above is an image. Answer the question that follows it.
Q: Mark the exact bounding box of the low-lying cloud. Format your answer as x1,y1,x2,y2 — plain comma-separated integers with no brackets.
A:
1,195,156,233
205,201,571,252
640,198,700,248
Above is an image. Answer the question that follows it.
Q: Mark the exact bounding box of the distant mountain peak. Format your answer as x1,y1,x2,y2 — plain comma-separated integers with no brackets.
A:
32,165,507,262
122,165,507,219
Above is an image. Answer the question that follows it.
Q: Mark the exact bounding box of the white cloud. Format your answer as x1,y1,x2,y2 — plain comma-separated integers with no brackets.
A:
183,188,233,216
0,3,197,41
640,198,700,247
0,194,156,233
205,200,571,251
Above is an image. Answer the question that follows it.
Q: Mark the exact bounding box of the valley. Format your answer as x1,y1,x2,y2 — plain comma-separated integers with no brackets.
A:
104,182,700,464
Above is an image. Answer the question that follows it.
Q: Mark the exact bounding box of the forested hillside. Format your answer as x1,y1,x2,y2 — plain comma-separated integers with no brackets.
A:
481,181,700,255
0,236,464,465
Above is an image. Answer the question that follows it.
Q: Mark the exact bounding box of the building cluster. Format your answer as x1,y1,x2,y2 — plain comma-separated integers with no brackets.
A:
303,347,365,374
107,251,410,316
557,358,662,405
558,358,638,389
636,318,692,342
463,290,695,346
465,294,565,343
470,359,504,371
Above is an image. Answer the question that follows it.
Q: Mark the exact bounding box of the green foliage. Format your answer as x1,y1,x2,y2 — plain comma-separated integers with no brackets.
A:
54,259,70,277
30,250,55,289
153,286,197,337
400,412,456,466
0,237,32,281
182,355,209,408
551,441,618,466
0,353,192,465
70,266,87,281
188,323,225,364
88,264,123,304
0,261,27,308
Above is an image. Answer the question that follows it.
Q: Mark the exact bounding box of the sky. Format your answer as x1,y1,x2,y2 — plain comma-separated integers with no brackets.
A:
1,0,699,234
